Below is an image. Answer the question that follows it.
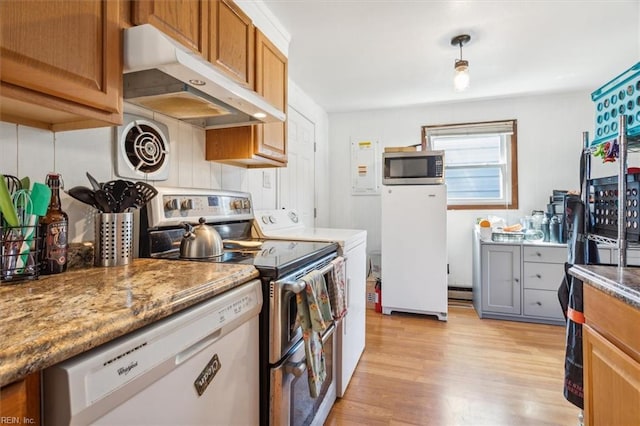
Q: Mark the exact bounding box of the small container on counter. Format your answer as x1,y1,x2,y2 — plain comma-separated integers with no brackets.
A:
549,216,560,243
491,231,525,242
542,215,550,242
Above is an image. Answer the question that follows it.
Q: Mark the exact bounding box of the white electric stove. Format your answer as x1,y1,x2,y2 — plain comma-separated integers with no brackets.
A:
252,209,367,398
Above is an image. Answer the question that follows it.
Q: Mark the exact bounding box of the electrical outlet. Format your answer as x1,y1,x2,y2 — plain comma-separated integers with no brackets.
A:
262,171,271,189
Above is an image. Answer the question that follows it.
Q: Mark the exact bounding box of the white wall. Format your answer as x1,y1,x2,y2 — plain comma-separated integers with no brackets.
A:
328,90,593,288
0,103,275,243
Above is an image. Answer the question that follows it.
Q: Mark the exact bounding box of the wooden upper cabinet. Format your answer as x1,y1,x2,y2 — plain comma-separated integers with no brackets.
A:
205,29,288,167
255,29,288,163
132,0,207,55
0,0,122,130
208,0,254,88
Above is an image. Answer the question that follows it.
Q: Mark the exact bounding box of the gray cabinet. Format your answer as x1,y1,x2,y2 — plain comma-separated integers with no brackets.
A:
472,232,566,325
522,246,565,321
481,244,521,315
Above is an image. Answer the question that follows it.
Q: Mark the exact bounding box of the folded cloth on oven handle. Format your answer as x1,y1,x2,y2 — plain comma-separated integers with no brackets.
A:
296,270,333,398
297,270,333,333
328,257,347,320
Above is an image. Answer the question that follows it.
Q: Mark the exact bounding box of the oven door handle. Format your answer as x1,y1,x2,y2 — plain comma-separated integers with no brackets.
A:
284,360,307,378
282,262,336,294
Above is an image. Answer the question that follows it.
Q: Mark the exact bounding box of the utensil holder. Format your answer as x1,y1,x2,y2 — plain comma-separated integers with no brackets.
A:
1,223,41,283
94,212,134,267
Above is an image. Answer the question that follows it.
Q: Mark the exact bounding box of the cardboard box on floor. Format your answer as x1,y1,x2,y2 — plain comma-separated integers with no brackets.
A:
366,275,377,310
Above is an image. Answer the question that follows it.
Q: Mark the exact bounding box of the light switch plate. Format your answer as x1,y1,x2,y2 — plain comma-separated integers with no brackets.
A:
262,171,271,189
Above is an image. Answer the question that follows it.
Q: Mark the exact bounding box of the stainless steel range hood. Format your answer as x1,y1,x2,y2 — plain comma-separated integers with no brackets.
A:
123,24,286,129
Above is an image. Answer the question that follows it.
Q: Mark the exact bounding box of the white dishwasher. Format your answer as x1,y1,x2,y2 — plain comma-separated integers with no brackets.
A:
43,279,262,426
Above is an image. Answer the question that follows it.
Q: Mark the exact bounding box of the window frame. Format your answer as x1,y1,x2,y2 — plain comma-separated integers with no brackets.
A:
421,119,519,210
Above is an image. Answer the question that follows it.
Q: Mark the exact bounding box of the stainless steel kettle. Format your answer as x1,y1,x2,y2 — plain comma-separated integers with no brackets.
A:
180,218,223,259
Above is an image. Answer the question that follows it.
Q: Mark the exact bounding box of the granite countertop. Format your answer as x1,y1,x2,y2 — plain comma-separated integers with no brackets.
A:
568,264,640,309
0,259,260,386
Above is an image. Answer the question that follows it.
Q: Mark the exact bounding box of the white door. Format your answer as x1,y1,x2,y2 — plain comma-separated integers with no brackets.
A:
279,107,315,226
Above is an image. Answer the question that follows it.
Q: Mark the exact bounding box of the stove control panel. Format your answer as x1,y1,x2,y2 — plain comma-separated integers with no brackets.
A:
163,195,251,217
146,188,254,227
153,194,251,226
253,209,305,235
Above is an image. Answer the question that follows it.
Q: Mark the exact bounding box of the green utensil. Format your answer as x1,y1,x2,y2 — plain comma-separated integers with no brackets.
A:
16,183,51,273
30,183,52,217
0,174,19,227
20,176,30,192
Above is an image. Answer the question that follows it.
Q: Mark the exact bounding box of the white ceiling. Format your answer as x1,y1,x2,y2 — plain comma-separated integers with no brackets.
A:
260,0,640,113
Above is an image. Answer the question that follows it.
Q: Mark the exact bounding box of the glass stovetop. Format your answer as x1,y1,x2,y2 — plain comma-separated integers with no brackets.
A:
152,239,338,279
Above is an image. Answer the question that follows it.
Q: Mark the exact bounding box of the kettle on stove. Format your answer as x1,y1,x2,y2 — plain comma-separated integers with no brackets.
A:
180,217,223,259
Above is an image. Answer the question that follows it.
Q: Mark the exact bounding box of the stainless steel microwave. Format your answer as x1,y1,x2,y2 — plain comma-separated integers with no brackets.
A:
382,150,445,185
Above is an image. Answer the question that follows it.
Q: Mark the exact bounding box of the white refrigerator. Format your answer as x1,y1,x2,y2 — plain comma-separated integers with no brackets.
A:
381,184,448,321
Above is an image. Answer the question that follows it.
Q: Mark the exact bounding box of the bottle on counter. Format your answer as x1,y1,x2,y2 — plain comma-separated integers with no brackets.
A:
542,215,550,242
40,173,68,275
549,215,560,243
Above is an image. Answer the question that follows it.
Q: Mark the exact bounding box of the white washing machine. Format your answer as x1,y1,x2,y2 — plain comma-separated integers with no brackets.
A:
253,210,367,398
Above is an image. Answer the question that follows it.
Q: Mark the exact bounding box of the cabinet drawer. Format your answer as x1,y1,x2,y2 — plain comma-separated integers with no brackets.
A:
523,246,567,263
524,289,565,319
523,262,565,290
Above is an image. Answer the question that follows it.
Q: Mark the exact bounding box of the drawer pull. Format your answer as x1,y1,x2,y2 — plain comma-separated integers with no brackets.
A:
536,274,542,279
536,252,542,257
536,301,542,306
514,278,519,283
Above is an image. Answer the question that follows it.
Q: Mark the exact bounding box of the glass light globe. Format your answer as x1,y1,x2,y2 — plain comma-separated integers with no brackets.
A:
454,61,470,92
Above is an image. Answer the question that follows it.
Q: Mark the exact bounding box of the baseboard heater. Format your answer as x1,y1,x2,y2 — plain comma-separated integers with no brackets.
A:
448,286,472,301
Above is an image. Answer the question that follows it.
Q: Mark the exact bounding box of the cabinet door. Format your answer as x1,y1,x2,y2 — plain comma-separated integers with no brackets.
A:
339,242,367,396
0,0,121,127
254,30,288,163
583,325,640,426
0,373,41,425
481,245,521,314
208,0,254,88
132,0,207,55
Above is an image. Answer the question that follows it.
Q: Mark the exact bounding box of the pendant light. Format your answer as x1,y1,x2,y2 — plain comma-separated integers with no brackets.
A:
451,34,471,92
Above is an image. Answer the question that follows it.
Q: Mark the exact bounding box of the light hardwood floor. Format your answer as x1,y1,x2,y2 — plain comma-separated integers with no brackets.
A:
325,302,581,426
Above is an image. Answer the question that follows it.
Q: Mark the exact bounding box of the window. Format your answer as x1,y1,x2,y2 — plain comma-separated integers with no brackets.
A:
421,120,518,209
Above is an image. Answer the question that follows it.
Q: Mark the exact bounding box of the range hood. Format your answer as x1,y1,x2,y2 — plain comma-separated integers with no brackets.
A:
123,24,286,129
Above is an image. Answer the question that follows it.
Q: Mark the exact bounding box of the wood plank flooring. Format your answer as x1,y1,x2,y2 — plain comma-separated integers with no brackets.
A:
325,303,581,426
